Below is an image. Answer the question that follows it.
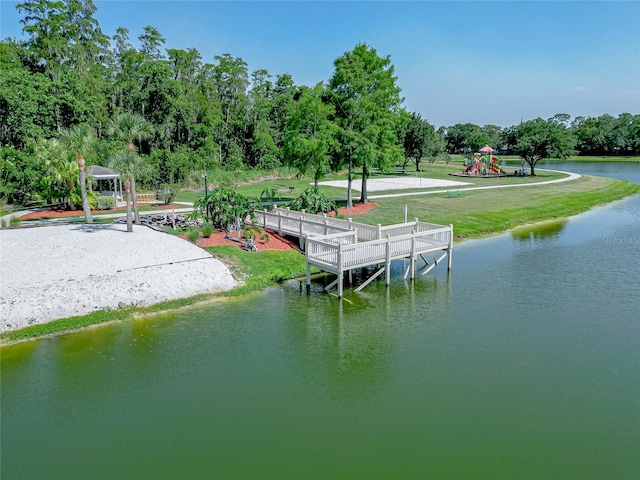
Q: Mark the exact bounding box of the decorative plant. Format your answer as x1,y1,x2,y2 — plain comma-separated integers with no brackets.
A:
94,196,116,211
187,227,200,243
157,184,178,205
289,187,337,215
243,224,268,243
193,188,257,236
260,185,281,210
202,223,213,238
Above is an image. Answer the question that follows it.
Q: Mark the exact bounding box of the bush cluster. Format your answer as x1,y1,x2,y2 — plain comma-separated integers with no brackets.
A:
93,195,116,210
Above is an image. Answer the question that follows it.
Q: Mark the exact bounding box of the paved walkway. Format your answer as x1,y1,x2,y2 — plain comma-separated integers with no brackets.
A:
367,169,581,200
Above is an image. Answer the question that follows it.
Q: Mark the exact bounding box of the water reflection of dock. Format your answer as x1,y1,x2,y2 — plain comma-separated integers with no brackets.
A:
254,208,453,297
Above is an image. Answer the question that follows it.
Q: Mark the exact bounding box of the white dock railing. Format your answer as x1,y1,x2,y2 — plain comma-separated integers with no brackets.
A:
305,227,452,274
254,209,353,248
262,208,445,242
253,207,453,297
269,207,379,241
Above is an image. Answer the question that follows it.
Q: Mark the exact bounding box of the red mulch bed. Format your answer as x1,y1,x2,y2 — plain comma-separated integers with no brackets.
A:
20,203,182,220
331,202,379,216
153,203,183,210
191,203,380,252
190,231,302,251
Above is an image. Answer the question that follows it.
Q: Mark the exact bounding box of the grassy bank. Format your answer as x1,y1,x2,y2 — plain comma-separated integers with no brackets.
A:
205,246,315,296
562,156,639,163
2,172,638,345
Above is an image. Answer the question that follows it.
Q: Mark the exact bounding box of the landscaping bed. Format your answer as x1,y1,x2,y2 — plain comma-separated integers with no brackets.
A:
186,203,380,251
19,203,182,220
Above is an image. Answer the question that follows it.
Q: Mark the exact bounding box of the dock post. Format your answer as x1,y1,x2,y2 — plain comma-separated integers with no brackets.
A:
447,224,454,270
299,218,304,249
305,246,311,288
337,243,344,298
385,234,391,285
410,231,416,279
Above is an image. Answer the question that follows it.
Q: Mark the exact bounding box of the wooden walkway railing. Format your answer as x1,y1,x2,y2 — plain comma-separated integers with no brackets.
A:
254,209,354,248
253,208,453,297
136,193,156,202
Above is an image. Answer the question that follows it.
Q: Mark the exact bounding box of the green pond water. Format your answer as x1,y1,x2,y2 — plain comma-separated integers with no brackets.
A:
2,164,639,479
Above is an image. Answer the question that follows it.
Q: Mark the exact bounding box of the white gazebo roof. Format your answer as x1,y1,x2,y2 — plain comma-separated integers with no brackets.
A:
87,165,120,180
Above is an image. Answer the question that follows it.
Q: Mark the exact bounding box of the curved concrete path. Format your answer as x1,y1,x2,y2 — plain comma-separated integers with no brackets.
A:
367,169,581,200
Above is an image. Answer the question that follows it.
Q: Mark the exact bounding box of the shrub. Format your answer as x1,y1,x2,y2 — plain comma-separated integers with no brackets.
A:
94,195,116,210
289,187,337,215
158,184,179,205
187,227,200,243
202,223,213,238
260,186,281,210
193,188,257,234
243,224,261,241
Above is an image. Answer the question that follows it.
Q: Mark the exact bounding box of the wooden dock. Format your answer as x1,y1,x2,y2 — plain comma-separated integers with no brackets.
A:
253,208,453,297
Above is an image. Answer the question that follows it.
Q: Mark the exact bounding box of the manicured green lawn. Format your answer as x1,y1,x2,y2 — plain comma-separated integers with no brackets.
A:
564,156,639,162
345,175,639,239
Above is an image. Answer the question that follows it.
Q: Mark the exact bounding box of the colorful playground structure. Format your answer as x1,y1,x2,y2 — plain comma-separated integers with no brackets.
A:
462,152,503,175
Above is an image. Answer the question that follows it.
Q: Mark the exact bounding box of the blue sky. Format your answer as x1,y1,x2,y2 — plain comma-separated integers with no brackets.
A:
2,1,639,127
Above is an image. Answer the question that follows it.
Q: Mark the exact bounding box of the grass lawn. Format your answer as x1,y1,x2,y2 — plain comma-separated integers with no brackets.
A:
562,156,639,163
341,175,639,239
205,246,315,296
183,163,568,204
103,164,640,243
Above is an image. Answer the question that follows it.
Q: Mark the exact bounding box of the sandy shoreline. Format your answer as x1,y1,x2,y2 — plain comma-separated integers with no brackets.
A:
0,224,237,333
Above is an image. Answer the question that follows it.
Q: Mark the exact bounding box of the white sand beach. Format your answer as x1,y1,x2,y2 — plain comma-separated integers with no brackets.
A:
318,177,472,191
0,224,237,333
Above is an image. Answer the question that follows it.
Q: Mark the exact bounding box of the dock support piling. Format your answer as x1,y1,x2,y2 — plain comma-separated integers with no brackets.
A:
448,224,454,270
410,231,417,279
385,234,391,285
337,243,344,298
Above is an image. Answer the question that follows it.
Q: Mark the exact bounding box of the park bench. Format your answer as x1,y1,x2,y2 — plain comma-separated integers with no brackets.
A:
447,190,461,198
273,184,295,195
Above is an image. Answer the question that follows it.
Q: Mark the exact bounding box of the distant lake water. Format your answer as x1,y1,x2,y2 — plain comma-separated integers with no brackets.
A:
2,163,638,479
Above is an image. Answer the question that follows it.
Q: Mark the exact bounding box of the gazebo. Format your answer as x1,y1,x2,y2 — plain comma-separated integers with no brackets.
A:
87,165,123,203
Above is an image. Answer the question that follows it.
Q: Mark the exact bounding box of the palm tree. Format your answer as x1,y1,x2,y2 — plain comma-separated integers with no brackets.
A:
108,151,151,232
107,112,154,224
35,138,77,207
59,124,97,223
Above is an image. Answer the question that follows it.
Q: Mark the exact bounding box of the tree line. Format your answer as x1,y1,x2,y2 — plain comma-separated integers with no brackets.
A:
1,0,638,209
